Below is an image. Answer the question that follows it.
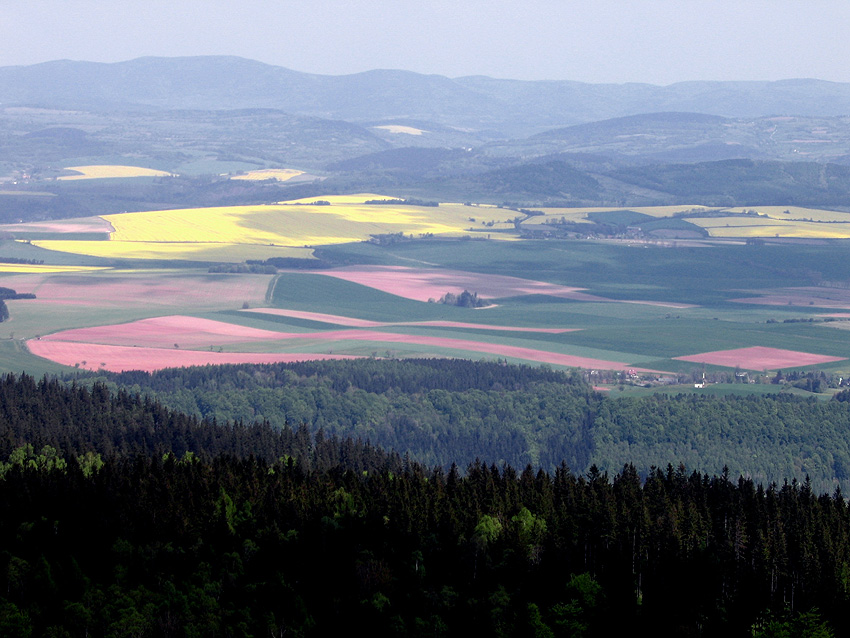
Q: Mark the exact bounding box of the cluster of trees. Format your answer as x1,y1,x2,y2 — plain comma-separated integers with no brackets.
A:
0,287,36,301
207,263,277,274
0,372,845,636
432,290,487,308
364,198,439,207
248,257,337,270
0,257,44,265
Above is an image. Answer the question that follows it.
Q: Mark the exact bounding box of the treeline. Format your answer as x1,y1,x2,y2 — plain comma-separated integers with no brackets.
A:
0,287,36,300
91,359,850,493
0,257,44,265
0,371,845,635
364,198,439,207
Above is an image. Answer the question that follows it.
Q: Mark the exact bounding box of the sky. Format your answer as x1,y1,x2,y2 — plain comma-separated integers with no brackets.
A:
2,0,850,85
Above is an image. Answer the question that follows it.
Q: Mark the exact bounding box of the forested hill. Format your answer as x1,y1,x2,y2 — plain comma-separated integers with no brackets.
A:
101,359,599,472
92,358,850,494
0,372,846,636
5,57,850,133
0,373,401,473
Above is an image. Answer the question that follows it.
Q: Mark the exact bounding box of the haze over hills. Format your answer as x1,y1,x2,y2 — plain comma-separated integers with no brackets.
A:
5,56,850,211
4,56,850,136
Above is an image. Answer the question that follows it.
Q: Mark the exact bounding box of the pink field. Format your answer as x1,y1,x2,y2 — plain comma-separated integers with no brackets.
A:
313,265,604,302
33,317,652,373
26,340,358,373
0,216,114,234
310,266,693,308
6,273,271,309
674,346,846,370
245,308,577,333
40,315,286,348
246,308,385,327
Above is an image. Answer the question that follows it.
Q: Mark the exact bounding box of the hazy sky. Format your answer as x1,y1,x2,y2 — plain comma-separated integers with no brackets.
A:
3,0,849,84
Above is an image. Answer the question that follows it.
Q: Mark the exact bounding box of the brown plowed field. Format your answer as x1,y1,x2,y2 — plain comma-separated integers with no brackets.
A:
40,315,285,348
0,216,115,234
311,266,605,301
312,266,693,308
26,340,358,373
674,346,845,370
6,273,272,309
33,316,650,373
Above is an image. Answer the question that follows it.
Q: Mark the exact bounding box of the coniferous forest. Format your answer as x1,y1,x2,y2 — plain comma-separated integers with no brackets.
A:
93,359,850,495
0,370,848,636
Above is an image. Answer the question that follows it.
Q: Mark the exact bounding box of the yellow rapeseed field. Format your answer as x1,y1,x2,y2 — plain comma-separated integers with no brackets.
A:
100,199,512,244
690,217,850,238
230,169,304,182
30,240,315,262
0,264,110,273
723,206,850,223
58,165,174,180
26,196,519,262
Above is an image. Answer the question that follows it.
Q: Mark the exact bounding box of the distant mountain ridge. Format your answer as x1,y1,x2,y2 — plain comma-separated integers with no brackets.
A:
3,56,850,136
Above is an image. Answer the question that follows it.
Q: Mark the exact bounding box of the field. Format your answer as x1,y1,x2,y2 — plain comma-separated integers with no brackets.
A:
17,198,850,266
372,125,427,135
674,346,846,370
245,308,577,333
27,195,515,262
58,165,174,180
29,240,314,262
0,264,110,274
691,217,850,238
30,313,654,373
26,341,357,372
3,196,850,382
230,169,304,181
0,217,114,235
724,206,850,222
